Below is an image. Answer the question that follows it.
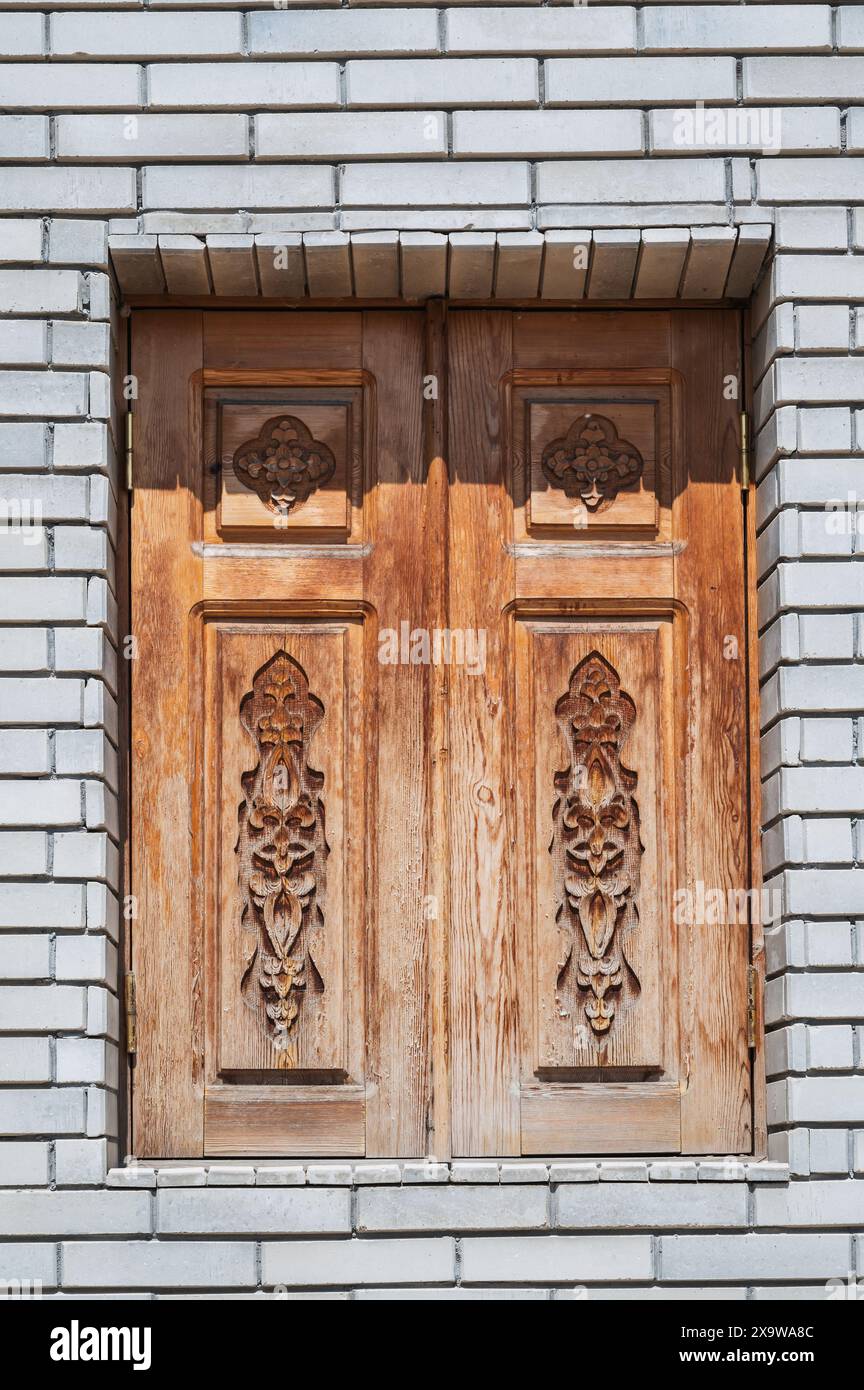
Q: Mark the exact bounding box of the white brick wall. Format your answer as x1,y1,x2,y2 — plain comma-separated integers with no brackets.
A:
0,0,861,1299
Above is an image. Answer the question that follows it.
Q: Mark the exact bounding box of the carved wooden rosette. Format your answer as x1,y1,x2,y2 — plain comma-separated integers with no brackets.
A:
237,651,327,1051
540,413,643,512
232,414,336,517
551,652,643,1039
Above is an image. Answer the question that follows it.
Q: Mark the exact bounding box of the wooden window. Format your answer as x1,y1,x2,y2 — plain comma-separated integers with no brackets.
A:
129,307,758,1159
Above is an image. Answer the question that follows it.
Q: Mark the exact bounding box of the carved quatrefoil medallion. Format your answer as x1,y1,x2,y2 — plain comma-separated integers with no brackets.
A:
540,413,644,513
551,652,643,1039
232,414,336,517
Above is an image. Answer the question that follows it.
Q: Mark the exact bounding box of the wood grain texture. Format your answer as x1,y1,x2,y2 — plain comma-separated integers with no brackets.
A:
131,310,205,1157
521,1082,681,1155
447,310,521,1155
204,1085,365,1157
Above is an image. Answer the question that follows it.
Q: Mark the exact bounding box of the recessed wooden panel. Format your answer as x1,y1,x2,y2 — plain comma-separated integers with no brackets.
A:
521,1083,681,1156
509,378,674,541
204,1085,365,1158
206,620,364,1078
203,383,366,542
514,616,677,1077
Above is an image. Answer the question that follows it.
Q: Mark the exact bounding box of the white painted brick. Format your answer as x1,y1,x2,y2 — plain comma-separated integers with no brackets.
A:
0,629,49,672
0,64,140,111
0,780,81,828
799,613,854,659
801,718,854,764
0,371,87,419
557,1183,746,1229
0,1037,51,1084
347,58,538,109
400,1162,449,1184
808,1131,851,1176
55,1138,112,1187
0,677,82,723
54,832,118,884
0,1141,49,1186
661,1234,849,1281
454,110,642,157
802,817,854,863
54,526,111,575
0,320,48,367
251,10,439,58
206,1166,255,1187
56,1039,117,1087
809,1025,856,1070
546,56,734,107
53,12,242,59
774,254,864,301
0,169,135,214
57,114,248,162
0,1088,85,1136
49,220,108,269
143,165,334,211
358,1186,546,1233
341,162,529,208
254,1166,306,1187
0,731,55,778
644,7,831,55
0,934,50,981
0,220,42,264
750,54,864,101
56,731,118,786
0,883,84,931
257,112,447,160
757,1178,862,1227
107,1166,157,1190
447,7,635,55
775,207,848,251
0,270,80,315
262,1237,454,1287
55,934,115,987
85,1084,117,1139
0,832,48,876
63,1241,257,1290
0,1242,56,1288
51,323,111,370
785,1077,864,1124
783,868,864,916
0,985,86,1032
356,1287,546,1302
0,421,49,469
651,106,838,156
0,13,44,58
538,159,725,206
796,305,851,352
759,158,864,204
839,5,864,50
0,528,47,573
462,1235,651,1284
86,985,119,1040
150,61,341,111
0,116,49,162
53,423,110,475
0,474,88,521
158,1188,350,1235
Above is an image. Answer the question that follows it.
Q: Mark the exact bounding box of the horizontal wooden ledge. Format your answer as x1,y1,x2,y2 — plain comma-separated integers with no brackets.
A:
110,225,771,303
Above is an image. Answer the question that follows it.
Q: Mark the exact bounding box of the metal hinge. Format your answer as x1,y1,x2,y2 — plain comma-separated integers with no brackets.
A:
124,972,137,1055
747,964,759,1051
739,411,751,491
125,411,133,493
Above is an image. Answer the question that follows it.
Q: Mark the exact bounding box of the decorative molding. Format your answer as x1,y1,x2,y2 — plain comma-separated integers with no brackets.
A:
552,651,643,1039
238,651,328,1050
232,415,336,517
540,413,644,513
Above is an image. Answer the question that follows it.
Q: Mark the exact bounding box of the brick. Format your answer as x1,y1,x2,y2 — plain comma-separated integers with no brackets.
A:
0,270,80,315
206,1166,255,1186
142,165,334,211
558,1182,746,1228
0,1243,56,1289
341,162,529,208
62,1241,257,1290
644,6,831,55
0,1142,49,1186
0,13,44,57
462,1235,651,1284
0,221,42,265
0,779,81,828
746,56,864,102
55,934,115,986
0,371,87,418
0,677,82,723
774,254,864,300
1,169,136,215
54,831,118,884
55,1137,112,1187
546,56,734,106
0,1189,148,1237
0,831,48,875
0,883,85,931
0,934,50,981
57,114,248,162
358,1185,547,1233
0,1088,85,1136
446,7,635,55
0,1037,51,1084
54,527,111,575
759,158,864,204
796,305,851,352
650,107,838,155
158,1188,349,1235
660,1233,849,1281
0,320,48,367
0,629,49,673
52,12,242,58
49,220,108,269
150,61,341,111
256,113,447,160
250,10,439,58
262,1237,454,1287
51,323,111,369
785,1077,864,1124
453,110,642,157
538,159,725,205
347,58,538,109
0,116,49,162
56,1038,117,1087
775,208,849,251
0,985,86,1032
255,1166,306,1187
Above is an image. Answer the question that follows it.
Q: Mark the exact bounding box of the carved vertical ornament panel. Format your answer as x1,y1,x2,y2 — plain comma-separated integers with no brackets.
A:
551,652,643,1042
237,651,328,1053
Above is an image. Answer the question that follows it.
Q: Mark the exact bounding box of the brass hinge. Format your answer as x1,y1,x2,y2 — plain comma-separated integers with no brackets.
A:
124,971,137,1055
747,964,759,1051
125,411,133,493
739,411,751,491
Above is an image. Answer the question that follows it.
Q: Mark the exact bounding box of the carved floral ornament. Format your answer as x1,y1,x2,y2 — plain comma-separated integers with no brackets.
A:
540,412,644,513
237,651,328,1050
551,652,643,1039
232,414,336,517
